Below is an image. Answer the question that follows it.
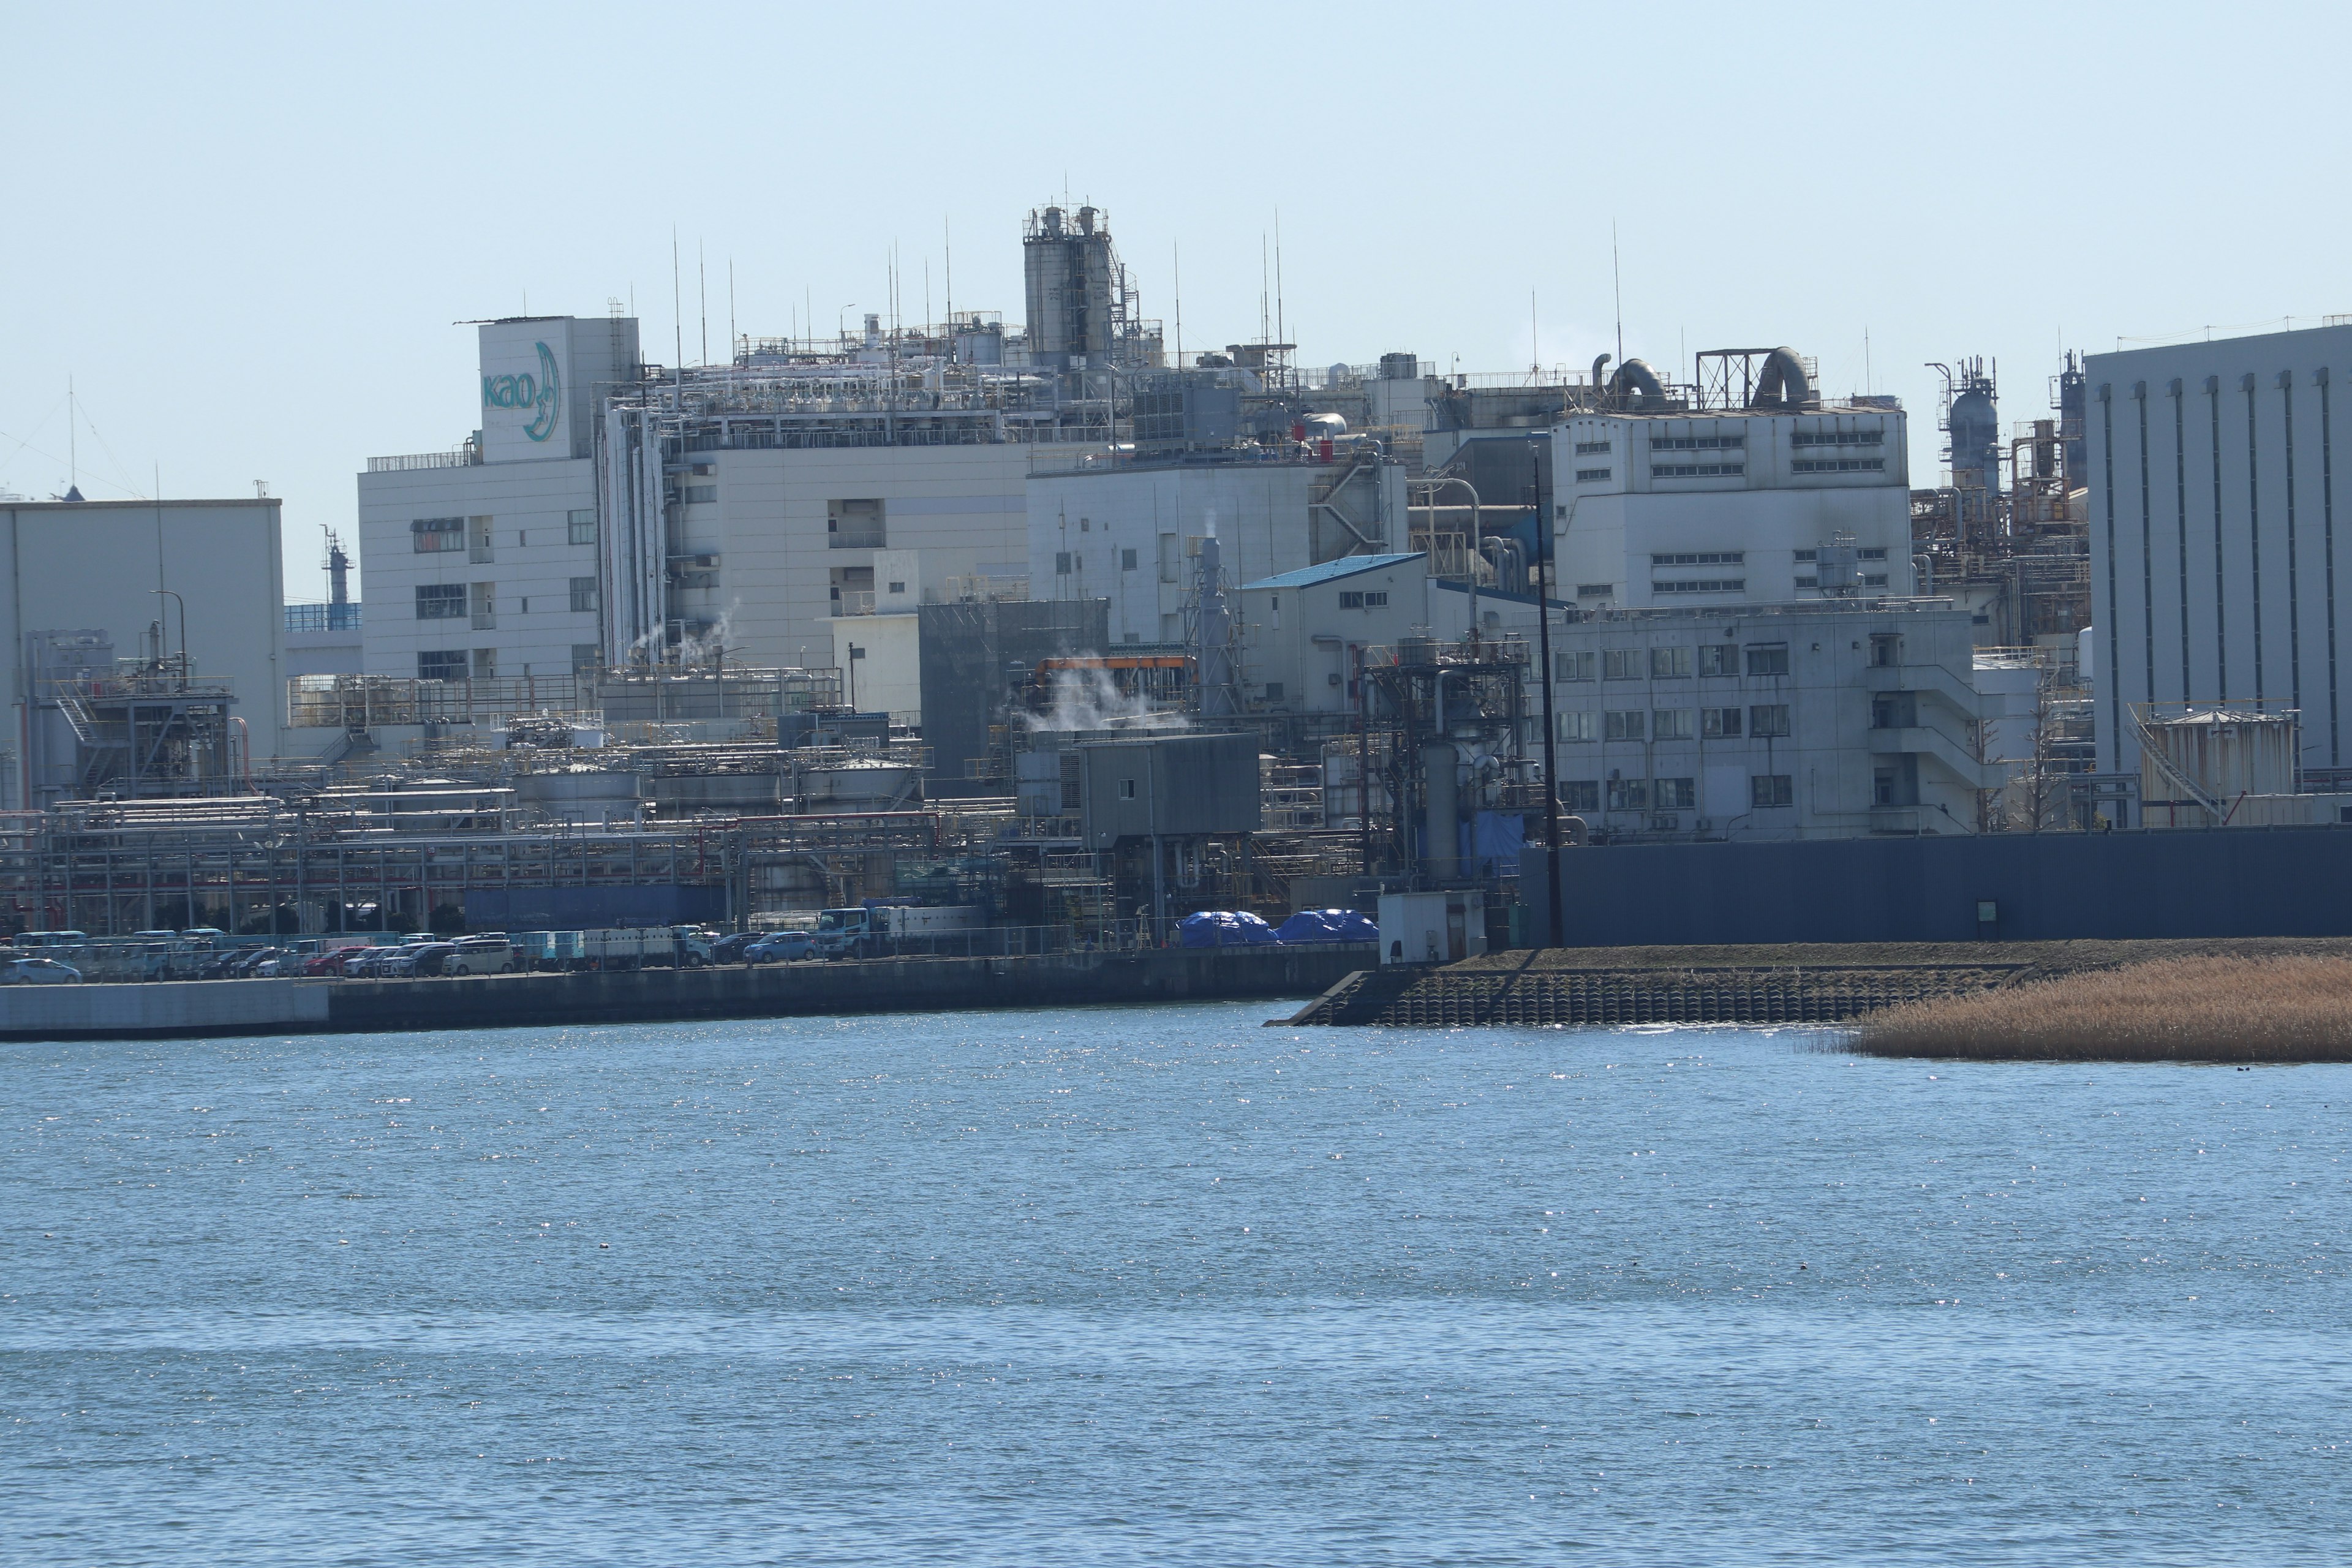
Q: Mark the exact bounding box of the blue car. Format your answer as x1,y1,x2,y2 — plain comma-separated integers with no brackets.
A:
744,931,814,963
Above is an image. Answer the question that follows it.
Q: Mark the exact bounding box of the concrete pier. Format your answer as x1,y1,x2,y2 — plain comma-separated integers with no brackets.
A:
0,944,1366,1042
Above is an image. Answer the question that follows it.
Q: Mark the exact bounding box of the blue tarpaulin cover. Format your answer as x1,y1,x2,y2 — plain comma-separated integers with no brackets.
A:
1178,910,1278,947
1273,908,1379,944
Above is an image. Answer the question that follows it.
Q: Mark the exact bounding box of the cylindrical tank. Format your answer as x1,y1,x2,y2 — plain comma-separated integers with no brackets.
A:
1423,742,1460,880
1949,378,2001,494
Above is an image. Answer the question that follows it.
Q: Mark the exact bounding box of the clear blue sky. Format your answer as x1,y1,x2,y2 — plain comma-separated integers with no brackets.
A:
5,1,2347,599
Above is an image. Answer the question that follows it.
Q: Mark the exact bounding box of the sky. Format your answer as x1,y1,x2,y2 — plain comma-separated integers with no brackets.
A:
6,1,2350,601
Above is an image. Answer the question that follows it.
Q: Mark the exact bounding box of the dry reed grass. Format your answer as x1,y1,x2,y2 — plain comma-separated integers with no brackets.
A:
1850,956,2352,1061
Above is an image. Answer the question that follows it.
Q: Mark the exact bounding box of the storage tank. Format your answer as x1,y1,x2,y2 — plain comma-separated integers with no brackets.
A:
1948,359,2001,496
2136,711,2298,805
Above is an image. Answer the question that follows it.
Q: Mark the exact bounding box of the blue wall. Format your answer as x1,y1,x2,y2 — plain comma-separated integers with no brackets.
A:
1520,828,2352,946
464,885,727,932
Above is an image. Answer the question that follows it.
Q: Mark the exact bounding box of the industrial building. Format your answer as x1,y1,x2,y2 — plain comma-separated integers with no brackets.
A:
1,496,293,809
2086,322,2352,780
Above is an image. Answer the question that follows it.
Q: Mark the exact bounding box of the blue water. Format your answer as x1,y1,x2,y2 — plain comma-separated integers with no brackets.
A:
3,1002,2348,1566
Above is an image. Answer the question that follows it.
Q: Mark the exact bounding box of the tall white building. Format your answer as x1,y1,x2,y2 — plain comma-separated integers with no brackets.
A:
1549,399,1914,611
357,315,641,680
2084,323,2352,775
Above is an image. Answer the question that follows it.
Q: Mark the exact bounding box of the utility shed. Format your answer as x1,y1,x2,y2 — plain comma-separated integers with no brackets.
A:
1079,731,1262,848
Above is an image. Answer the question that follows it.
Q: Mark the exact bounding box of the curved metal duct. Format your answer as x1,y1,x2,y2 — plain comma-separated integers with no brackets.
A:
1752,347,1812,409
1591,353,1612,393
1608,358,1667,407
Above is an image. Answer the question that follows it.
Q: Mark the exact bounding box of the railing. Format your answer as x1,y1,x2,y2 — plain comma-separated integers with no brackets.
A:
834,591,876,616
366,447,483,473
284,603,362,633
828,526,888,549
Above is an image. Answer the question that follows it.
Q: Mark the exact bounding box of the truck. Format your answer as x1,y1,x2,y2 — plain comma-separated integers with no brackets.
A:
573,925,724,970
811,903,984,960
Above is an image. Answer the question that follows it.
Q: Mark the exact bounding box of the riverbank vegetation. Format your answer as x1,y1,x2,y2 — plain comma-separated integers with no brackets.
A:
1851,955,2352,1062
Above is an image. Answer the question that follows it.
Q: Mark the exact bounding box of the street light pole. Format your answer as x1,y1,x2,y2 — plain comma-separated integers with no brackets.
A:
1530,437,1564,946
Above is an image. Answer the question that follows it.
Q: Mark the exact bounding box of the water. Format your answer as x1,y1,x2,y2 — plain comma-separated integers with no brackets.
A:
3,1002,2348,1566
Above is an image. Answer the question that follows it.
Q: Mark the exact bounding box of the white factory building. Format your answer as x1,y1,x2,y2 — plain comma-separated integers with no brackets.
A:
1027,455,1406,646
1541,600,1997,839
0,497,292,806
1549,399,1914,611
2085,323,2352,775
357,315,640,681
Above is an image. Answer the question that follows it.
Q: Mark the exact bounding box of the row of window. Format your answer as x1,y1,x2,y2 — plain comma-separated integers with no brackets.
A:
1558,775,1794,812
410,511,597,554
1575,466,1612,483
1559,704,1792,742
1335,590,1390,609
1794,573,1891,589
1649,434,1746,450
1653,577,1746,594
1574,439,1613,456
415,580,597,618
1653,463,1745,478
418,646,603,682
1559,644,1793,680
1789,428,1885,447
1650,551,1744,567
1790,458,1886,473
1792,547,1890,561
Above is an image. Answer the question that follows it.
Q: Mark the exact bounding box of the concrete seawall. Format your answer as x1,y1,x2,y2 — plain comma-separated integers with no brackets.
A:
0,944,1366,1042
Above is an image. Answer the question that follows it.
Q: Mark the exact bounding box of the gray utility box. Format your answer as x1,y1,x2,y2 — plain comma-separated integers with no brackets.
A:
1079,731,1262,848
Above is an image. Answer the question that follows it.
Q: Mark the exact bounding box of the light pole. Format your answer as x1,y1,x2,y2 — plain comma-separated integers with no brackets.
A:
1530,437,1564,947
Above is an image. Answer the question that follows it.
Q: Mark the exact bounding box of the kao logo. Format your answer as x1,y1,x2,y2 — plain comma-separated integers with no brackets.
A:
482,341,562,442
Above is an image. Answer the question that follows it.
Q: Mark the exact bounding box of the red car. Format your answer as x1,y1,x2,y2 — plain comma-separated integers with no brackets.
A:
304,946,370,977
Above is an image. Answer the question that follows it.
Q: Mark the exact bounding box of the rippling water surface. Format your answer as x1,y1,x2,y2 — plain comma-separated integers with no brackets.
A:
4,1001,2348,1564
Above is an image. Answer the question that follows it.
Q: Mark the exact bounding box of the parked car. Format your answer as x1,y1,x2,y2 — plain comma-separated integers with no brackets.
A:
304,946,366,977
342,945,411,979
409,942,462,978
2,957,83,984
711,932,765,965
447,937,515,975
745,930,815,963
225,947,283,978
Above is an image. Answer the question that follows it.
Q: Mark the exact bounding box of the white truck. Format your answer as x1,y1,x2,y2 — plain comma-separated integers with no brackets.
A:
811,904,984,960
576,925,723,970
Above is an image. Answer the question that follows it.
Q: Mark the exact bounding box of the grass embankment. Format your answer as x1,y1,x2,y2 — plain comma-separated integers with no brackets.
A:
1852,956,2352,1062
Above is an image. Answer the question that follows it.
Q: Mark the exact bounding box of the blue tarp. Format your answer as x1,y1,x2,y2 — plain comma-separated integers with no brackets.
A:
1178,910,1278,947
1273,908,1379,944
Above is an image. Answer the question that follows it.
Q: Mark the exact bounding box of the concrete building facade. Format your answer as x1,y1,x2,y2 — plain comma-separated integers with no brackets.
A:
2084,323,2352,775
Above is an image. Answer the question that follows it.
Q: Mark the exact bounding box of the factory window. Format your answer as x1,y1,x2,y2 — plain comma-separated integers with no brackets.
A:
1362,592,1388,607
568,509,597,545
1863,573,1889,587
571,644,601,673
684,485,718,505
1794,549,1818,562
828,498,886,548
1795,576,1819,589
1055,552,1074,575
1601,650,1638,680
1262,682,1284,701
1656,778,1697,810
1607,778,1650,812
1749,703,1791,737
1574,440,1613,456
1703,706,1743,737
886,581,907,596
1745,644,1790,676
1559,780,1600,812
1870,633,1904,666
1339,590,1387,608
1121,548,1139,571
469,516,494,563
1651,464,1745,478
1651,552,1746,568
1555,650,1596,681
1653,578,1746,595
1118,778,1137,801
472,649,497,679
1558,710,1598,742
569,576,600,613
1575,467,1612,483
1649,434,1746,450
690,463,714,477
1159,533,1180,582
1650,646,1692,678
1079,517,1090,532
469,581,496,630
1605,709,1645,741
1576,583,1615,598
1751,774,1795,807
1790,428,1884,447
1857,548,1889,560
417,650,467,682
1652,709,1694,740
1791,458,1886,474
410,516,464,552
414,584,464,619
1698,644,1735,677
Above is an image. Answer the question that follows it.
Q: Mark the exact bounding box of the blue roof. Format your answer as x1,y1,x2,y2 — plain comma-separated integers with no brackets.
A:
1241,552,1420,592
